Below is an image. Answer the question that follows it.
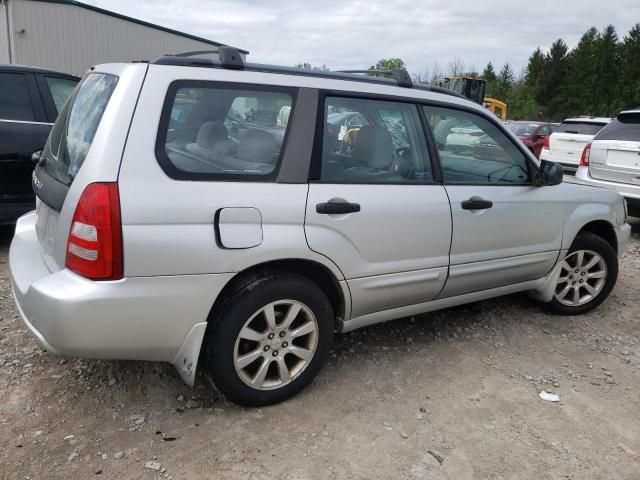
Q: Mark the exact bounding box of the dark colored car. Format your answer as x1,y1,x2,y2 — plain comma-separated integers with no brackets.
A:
506,121,554,158
0,65,79,225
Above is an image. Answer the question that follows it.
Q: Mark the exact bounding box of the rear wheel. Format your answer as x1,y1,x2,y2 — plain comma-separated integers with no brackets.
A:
204,272,333,406
544,232,618,315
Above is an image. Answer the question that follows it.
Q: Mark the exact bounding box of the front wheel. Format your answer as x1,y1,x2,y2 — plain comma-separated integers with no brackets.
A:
204,272,334,406
544,232,618,315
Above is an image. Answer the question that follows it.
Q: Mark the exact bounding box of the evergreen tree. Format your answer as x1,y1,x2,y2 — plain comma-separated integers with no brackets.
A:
494,62,515,100
594,25,621,114
482,62,497,82
542,39,570,118
619,23,640,109
557,27,599,117
524,47,546,111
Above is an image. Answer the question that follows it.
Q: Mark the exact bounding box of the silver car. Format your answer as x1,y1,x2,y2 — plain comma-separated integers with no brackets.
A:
10,49,631,406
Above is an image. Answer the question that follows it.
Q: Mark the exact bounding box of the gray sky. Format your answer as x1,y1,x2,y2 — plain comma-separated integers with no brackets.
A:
86,0,640,77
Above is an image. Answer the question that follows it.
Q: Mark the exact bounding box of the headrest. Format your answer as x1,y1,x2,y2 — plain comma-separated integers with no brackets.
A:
196,121,228,149
353,126,393,169
237,129,277,164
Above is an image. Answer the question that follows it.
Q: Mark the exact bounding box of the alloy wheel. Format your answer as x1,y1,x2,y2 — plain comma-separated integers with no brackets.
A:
554,249,607,307
233,300,319,390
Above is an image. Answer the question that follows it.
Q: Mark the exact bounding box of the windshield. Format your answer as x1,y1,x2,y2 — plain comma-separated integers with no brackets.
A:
43,73,118,186
507,123,538,136
447,78,485,103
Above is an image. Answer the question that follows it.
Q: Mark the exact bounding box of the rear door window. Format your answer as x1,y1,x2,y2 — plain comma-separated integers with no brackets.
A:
318,96,432,183
594,113,640,141
43,73,118,186
157,82,295,180
555,122,607,135
44,76,78,114
0,72,36,121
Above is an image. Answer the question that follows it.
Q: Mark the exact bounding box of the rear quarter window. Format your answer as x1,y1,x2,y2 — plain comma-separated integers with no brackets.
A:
555,122,607,135
595,114,640,141
156,82,296,181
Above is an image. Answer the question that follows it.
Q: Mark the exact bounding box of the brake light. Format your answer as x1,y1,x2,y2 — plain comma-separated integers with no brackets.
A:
542,136,550,150
66,183,123,280
580,143,591,167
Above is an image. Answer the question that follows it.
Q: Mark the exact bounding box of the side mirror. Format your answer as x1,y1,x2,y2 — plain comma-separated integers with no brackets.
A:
537,160,563,186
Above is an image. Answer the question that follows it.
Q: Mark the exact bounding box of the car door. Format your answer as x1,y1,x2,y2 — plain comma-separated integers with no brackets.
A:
0,70,50,223
305,95,452,319
424,105,563,298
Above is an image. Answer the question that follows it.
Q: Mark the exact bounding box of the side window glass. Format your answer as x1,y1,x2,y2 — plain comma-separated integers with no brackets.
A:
424,106,530,185
45,77,78,114
320,97,432,183
160,86,293,178
0,73,35,121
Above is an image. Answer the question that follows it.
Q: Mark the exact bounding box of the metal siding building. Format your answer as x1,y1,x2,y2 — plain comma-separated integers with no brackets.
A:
0,0,247,76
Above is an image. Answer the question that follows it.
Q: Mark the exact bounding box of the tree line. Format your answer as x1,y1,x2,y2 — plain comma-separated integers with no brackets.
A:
296,24,640,122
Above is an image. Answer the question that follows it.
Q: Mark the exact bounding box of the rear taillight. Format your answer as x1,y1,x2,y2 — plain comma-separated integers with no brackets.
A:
580,143,591,167
66,182,123,280
542,136,550,150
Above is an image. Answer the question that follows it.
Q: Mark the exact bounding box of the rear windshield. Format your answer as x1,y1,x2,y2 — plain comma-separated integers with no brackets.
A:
595,113,640,141
43,73,118,186
507,123,539,136
555,121,606,135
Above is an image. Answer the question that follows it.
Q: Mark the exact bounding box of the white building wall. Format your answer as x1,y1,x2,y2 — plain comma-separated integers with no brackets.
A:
0,1,11,63
8,0,238,76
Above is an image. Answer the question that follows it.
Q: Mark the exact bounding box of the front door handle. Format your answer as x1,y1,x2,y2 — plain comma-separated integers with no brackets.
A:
461,197,493,210
316,201,361,214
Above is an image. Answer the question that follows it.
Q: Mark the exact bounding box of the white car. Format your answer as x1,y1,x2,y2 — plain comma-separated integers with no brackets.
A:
576,110,640,217
445,126,484,153
540,117,611,173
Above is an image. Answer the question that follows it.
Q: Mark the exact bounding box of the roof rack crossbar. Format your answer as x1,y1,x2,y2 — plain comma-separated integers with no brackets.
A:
337,69,413,88
174,49,220,57
152,46,245,70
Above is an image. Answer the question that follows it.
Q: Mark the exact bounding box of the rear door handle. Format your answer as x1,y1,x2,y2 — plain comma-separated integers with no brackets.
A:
316,201,361,214
461,197,493,210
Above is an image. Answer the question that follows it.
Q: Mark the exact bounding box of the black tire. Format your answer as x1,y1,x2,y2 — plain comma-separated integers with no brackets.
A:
543,232,618,315
204,271,334,407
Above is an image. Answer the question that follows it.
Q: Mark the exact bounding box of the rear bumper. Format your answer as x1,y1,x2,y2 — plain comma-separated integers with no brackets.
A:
10,212,233,364
575,166,640,204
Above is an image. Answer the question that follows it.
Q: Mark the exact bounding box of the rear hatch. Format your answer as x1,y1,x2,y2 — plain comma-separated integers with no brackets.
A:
549,121,608,164
589,112,640,185
33,72,121,270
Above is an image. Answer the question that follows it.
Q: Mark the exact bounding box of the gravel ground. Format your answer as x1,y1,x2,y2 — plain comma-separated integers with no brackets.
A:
0,221,639,480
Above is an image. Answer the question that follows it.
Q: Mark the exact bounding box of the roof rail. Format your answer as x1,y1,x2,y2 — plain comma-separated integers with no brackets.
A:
337,69,413,88
148,53,468,100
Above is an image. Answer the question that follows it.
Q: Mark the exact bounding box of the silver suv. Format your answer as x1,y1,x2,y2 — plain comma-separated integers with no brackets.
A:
10,49,631,406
